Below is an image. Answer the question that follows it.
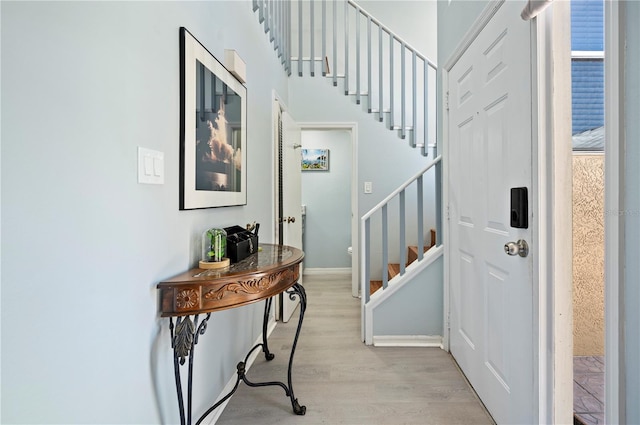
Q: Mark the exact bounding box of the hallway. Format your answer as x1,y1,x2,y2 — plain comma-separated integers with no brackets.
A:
216,274,493,424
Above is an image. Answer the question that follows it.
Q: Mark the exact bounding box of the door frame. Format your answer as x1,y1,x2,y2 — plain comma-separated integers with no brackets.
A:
297,122,359,296
271,91,285,321
272,90,289,245
604,1,625,423
442,1,573,422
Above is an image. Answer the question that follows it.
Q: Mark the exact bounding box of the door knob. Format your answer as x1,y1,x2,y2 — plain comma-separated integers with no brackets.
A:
287,217,296,223
504,239,529,257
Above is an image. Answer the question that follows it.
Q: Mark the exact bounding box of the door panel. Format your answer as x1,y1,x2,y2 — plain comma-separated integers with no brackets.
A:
280,111,303,323
448,1,534,423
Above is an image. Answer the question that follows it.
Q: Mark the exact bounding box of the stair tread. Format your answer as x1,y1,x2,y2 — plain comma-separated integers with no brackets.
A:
407,229,437,265
388,263,401,279
408,245,431,252
372,231,437,293
370,280,383,295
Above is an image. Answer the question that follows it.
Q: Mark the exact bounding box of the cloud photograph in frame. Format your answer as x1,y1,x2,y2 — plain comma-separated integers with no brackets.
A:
179,27,247,209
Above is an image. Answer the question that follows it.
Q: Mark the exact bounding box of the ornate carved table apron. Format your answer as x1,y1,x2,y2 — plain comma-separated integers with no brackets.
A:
158,244,306,425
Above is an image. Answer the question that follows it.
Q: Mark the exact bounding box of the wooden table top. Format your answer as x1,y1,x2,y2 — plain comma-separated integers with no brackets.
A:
158,244,304,317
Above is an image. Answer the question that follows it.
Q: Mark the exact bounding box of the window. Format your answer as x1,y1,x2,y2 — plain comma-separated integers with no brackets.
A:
571,0,604,151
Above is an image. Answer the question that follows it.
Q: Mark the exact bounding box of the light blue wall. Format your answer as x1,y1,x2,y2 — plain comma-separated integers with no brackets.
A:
301,130,352,268
288,74,437,274
373,255,443,336
437,0,490,68
1,1,288,423
624,2,640,421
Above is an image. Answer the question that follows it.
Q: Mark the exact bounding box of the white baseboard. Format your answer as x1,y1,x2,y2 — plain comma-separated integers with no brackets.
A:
372,335,443,348
303,267,351,276
205,319,278,424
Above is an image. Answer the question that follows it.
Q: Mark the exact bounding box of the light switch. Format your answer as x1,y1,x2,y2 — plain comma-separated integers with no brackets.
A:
153,157,162,176
144,157,153,176
138,147,164,184
364,181,373,194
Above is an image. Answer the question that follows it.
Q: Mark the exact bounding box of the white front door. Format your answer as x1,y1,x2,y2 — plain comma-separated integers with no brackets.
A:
448,1,535,423
280,110,303,322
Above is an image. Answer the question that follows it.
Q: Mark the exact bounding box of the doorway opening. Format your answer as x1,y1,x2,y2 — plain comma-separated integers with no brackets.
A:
298,123,359,296
570,1,606,423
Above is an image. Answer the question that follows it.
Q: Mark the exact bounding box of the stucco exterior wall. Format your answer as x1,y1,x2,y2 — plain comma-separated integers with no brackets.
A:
573,154,605,355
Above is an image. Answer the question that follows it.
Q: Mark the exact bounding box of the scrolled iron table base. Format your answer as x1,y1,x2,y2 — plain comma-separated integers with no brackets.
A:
158,245,306,425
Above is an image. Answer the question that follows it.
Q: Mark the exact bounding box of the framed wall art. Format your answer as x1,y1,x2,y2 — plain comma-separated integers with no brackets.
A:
179,27,247,209
301,149,329,171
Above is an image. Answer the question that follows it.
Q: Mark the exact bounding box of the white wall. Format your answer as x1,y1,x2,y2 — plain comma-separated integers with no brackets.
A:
354,0,438,61
1,1,288,423
301,130,352,268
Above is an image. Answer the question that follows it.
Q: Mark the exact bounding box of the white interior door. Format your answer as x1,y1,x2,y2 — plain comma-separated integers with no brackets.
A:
280,110,303,322
448,1,535,423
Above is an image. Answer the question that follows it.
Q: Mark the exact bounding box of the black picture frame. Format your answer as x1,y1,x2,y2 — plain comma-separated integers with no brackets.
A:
179,27,247,210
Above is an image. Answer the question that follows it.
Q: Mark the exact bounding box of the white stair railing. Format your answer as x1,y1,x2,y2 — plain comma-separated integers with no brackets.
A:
253,0,292,75
360,155,442,299
254,0,437,157
252,0,442,342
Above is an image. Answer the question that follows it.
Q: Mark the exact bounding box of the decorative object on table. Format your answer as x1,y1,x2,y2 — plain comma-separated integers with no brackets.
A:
199,227,230,269
301,149,329,171
224,223,259,263
179,27,247,210
157,245,306,425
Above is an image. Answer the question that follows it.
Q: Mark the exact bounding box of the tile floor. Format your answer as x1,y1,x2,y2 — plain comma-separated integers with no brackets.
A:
574,356,605,425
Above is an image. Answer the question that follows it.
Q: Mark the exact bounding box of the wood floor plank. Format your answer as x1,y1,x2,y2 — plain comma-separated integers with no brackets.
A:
215,274,494,424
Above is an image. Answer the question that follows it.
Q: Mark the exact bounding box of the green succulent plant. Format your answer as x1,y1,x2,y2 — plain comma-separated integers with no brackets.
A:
206,228,226,262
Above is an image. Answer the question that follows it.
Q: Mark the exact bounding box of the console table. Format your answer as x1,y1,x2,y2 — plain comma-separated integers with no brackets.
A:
158,244,306,425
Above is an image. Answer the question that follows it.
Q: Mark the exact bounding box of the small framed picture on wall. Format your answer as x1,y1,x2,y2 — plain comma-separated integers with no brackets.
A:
301,149,329,171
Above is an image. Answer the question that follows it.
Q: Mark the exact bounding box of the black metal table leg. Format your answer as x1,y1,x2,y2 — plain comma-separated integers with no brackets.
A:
285,282,307,415
241,282,307,415
169,313,211,425
169,289,307,425
262,297,275,361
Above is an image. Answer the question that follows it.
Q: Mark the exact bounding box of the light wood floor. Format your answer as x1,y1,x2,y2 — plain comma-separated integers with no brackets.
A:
216,274,494,425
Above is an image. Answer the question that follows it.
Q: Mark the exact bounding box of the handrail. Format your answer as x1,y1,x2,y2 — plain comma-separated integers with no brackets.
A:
346,0,437,69
250,0,442,344
361,155,441,221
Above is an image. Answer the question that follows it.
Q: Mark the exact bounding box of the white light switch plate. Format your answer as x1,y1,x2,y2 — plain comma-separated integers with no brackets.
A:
364,181,373,194
138,147,164,184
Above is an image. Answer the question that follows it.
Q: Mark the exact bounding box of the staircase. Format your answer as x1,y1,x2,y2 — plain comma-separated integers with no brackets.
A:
251,0,443,346
370,229,436,295
252,0,437,155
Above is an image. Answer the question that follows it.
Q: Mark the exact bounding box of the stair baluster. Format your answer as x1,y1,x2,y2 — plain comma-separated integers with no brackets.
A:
253,0,436,152
378,25,383,121
310,0,315,76
417,175,425,262
399,189,406,276
355,5,361,104
322,0,326,76
250,0,442,344
381,204,389,291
